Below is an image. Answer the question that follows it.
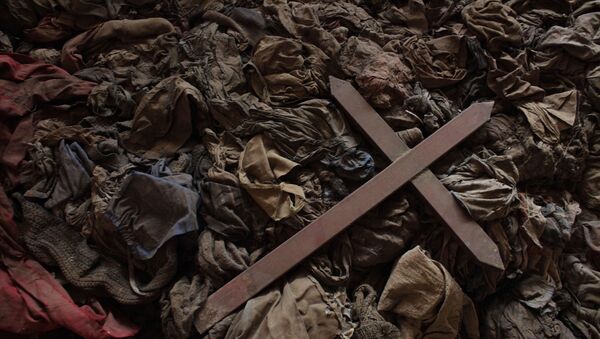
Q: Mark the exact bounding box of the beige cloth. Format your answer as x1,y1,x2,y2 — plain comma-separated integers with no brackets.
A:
238,134,306,221
517,90,578,144
378,246,480,339
221,274,353,339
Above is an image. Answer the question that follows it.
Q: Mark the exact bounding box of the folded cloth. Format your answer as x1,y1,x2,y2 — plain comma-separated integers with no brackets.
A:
378,246,480,339
106,171,200,260
238,134,306,221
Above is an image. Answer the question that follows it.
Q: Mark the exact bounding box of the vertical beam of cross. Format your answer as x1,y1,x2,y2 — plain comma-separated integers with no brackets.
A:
194,96,494,334
330,76,504,271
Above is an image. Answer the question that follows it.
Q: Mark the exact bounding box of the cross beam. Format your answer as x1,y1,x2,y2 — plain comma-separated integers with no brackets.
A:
330,76,503,270
194,84,496,334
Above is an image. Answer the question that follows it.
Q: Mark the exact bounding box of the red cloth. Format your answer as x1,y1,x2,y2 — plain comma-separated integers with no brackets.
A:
0,54,95,186
0,187,139,338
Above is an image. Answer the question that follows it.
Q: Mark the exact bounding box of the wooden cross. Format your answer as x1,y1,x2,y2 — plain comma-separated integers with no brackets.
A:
194,77,503,334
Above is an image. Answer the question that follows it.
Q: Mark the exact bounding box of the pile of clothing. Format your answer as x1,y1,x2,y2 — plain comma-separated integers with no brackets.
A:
1,0,600,338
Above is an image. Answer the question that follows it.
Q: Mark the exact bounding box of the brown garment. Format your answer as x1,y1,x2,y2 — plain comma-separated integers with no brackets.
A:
440,150,519,221
483,275,576,339
238,134,306,221
29,48,61,64
197,230,251,288
517,90,578,144
388,35,468,89
160,274,211,339
349,192,420,268
580,118,600,212
487,51,545,102
339,37,412,108
18,195,176,304
262,0,340,57
232,99,359,165
61,18,175,73
180,22,246,108
121,76,209,159
247,35,329,105
308,232,352,287
200,167,268,242
469,114,587,183
401,84,458,133
587,65,600,110
538,12,600,62
351,285,402,339
312,1,384,45
378,246,480,339
462,0,522,53
217,274,353,339
378,0,428,35
560,254,600,337
0,31,12,52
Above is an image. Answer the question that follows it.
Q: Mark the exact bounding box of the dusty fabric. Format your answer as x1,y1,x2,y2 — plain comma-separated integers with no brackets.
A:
29,48,61,64
401,84,459,133
462,0,522,52
469,114,587,183
482,275,576,339
160,274,211,339
349,193,420,268
3,0,600,337
238,134,306,220
0,31,12,52
580,118,600,211
122,76,209,159
538,12,600,62
517,90,578,144
213,274,353,339
262,0,340,57
45,140,95,208
247,35,329,105
200,167,268,242
486,51,545,102
0,188,138,338
197,229,252,288
0,54,95,186
61,18,175,72
440,150,520,221
88,82,135,118
339,36,412,108
378,246,480,339
19,195,175,304
351,285,401,339
231,99,363,170
387,35,467,89
559,254,600,337
106,171,200,260
308,232,352,286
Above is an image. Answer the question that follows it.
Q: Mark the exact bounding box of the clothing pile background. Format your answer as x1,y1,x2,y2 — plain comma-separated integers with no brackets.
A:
1,0,600,338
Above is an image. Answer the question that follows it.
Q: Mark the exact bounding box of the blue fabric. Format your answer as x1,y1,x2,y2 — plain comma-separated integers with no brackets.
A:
106,171,200,260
